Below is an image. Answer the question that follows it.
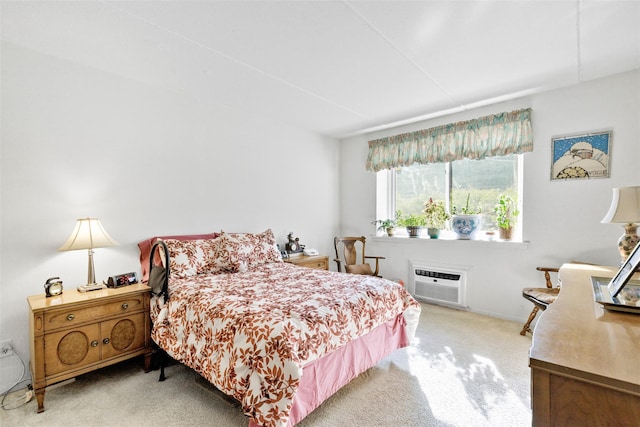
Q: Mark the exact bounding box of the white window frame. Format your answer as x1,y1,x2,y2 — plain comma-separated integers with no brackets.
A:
376,155,524,241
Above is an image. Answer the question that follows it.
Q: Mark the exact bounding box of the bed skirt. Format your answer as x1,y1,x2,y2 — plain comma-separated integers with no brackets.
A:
248,313,410,427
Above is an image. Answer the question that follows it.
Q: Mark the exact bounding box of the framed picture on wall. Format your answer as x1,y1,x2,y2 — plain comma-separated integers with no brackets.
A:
550,130,612,180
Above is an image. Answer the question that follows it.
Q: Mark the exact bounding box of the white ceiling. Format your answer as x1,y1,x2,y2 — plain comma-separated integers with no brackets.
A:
2,1,639,138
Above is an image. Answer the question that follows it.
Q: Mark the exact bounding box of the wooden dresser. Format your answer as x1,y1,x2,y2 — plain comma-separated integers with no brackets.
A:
284,254,329,270
529,263,640,426
27,284,152,413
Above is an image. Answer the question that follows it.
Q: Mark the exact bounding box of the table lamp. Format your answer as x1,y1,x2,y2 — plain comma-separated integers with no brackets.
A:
58,218,117,285
601,186,640,262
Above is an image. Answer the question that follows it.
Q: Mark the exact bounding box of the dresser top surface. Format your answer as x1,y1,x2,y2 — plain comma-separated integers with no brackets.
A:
28,283,150,311
529,263,640,389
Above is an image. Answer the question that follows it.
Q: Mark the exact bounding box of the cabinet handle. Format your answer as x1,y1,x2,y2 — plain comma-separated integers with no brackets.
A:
103,338,110,345
67,314,75,321
121,303,129,310
91,340,98,347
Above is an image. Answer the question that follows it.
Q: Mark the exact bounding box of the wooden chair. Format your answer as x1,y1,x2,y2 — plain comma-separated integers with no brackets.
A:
333,236,385,277
520,267,560,336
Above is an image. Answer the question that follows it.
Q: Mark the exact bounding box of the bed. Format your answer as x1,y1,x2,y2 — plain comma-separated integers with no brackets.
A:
138,229,421,427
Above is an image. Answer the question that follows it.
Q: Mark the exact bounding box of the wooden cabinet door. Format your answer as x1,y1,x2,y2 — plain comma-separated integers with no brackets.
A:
44,324,101,376
100,312,146,360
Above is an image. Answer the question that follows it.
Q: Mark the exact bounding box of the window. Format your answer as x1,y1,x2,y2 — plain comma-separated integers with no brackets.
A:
377,154,523,239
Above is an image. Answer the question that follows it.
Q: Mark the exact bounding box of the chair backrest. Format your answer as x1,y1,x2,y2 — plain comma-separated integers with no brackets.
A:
334,236,367,271
536,267,559,289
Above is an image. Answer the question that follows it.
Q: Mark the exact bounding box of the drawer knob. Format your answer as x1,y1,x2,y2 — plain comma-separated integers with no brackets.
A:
103,338,110,345
91,340,99,347
121,303,129,310
67,314,75,321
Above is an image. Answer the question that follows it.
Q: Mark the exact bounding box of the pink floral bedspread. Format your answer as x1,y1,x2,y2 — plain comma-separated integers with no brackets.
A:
150,262,420,427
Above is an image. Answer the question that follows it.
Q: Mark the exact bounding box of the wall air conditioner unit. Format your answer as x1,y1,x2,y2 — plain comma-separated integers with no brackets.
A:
409,261,469,309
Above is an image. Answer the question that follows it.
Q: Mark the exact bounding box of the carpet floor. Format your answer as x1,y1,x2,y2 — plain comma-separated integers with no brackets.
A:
0,302,533,426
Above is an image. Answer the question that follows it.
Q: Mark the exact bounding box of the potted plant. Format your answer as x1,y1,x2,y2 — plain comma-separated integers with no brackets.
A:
423,198,450,239
493,194,520,240
451,193,482,239
372,211,399,236
396,210,427,238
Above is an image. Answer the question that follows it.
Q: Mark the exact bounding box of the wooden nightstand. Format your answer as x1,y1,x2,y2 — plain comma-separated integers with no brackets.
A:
27,284,152,413
284,254,329,270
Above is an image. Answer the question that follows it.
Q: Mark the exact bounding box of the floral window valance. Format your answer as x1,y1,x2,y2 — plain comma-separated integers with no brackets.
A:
365,108,533,172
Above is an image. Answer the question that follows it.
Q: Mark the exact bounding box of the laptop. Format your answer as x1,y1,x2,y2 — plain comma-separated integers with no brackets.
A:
591,242,640,314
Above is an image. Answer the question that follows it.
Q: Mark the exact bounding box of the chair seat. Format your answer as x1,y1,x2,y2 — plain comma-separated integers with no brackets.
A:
522,287,560,306
520,266,565,336
345,263,374,275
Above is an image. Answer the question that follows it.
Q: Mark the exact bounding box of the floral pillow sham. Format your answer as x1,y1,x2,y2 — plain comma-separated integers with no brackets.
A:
163,238,214,278
161,229,282,277
216,229,283,273
138,233,219,282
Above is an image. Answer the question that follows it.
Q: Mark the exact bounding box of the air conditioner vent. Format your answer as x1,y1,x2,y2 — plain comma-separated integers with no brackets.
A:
415,269,461,281
409,262,469,308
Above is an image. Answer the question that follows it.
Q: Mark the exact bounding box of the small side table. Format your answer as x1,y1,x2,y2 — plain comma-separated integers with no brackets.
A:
27,284,152,413
284,254,329,270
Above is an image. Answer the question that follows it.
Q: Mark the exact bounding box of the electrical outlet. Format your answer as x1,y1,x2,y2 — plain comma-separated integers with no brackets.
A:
0,339,14,358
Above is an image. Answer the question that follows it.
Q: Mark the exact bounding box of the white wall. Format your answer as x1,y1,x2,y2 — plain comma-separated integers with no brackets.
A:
2,38,638,388
339,70,640,322
0,42,340,368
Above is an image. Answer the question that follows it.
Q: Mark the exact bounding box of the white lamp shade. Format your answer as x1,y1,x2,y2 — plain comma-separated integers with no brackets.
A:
601,186,640,224
58,218,117,251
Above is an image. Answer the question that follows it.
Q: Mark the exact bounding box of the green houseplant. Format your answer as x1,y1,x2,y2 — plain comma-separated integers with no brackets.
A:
493,194,520,240
372,211,399,236
423,198,450,239
396,210,427,238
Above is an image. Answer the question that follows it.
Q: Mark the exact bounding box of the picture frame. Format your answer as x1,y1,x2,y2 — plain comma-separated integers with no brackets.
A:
609,242,640,298
591,242,640,313
550,130,612,180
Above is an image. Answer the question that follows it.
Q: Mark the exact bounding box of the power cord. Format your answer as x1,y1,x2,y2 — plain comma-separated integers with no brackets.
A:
1,347,32,410
1,385,32,410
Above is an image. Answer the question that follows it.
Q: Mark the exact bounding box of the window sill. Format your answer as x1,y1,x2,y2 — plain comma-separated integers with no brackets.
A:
371,233,530,250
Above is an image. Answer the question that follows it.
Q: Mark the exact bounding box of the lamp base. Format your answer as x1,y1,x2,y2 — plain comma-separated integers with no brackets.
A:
77,282,107,292
87,248,96,285
617,223,639,263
